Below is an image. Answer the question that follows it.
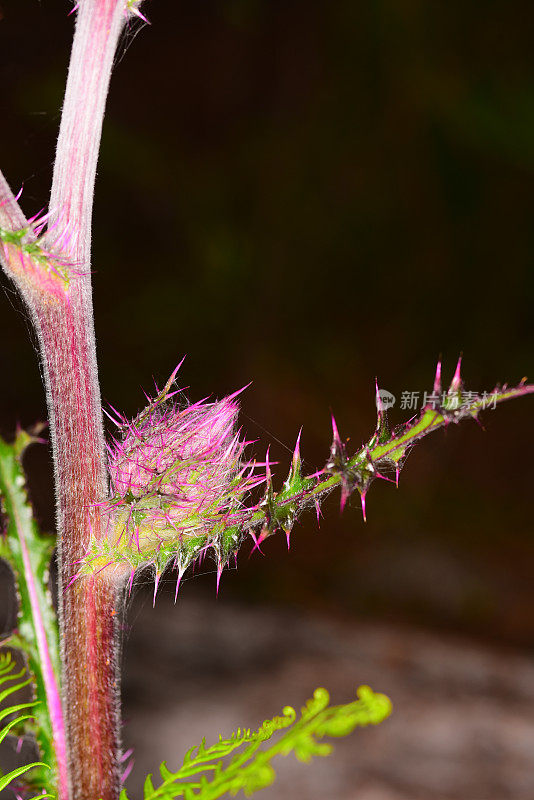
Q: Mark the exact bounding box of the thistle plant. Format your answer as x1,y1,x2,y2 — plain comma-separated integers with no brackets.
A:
0,2,532,800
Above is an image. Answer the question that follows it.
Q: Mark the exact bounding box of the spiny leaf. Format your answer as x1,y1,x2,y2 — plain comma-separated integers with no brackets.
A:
0,431,62,795
249,364,534,535
120,685,391,799
82,363,534,598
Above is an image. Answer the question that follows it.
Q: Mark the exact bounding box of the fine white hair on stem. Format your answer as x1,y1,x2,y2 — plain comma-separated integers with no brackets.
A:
48,0,127,272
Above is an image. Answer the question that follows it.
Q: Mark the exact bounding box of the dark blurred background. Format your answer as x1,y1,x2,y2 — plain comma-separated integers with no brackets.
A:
1,1,534,797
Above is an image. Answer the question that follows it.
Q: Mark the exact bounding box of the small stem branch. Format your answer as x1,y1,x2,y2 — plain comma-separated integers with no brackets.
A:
0,169,27,230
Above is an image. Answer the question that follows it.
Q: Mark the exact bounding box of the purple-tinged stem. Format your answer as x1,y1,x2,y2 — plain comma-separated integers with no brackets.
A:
2,0,133,796
48,0,127,267
0,208,123,799
34,294,122,800
40,2,135,797
0,176,72,798
44,4,128,792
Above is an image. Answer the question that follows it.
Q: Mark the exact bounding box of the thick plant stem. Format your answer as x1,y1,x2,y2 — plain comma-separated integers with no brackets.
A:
48,0,128,265
61,580,121,800
1,0,131,795
0,216,122,798
33,296,122,800
39,2,128,797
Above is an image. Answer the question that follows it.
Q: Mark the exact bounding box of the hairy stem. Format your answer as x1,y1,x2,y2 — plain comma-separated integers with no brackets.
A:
1,0,131,796
48,0,127,267
39,1,130,796
35,297,121,800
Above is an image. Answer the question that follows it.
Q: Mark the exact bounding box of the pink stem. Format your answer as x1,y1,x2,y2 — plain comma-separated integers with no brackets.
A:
40,2,130,796
2,0,134,796
48,0,128,267
33,292,122,800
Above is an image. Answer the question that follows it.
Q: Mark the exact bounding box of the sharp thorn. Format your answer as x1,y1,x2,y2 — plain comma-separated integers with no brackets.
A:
433,359,442,395
153,572,160,607
174,570,182,603
216,563,223,596
450,354,463,393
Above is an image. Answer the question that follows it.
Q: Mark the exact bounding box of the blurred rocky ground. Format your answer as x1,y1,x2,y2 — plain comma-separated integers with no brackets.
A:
2,584,534,798
120,592,534,800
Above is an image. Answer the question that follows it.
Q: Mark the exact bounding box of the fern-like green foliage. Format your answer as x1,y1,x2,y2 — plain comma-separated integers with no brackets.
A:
0,430,60,795
0,652,50,796
120,685,391,800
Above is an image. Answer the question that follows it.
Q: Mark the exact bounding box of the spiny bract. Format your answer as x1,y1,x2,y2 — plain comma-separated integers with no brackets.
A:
81,365,265,595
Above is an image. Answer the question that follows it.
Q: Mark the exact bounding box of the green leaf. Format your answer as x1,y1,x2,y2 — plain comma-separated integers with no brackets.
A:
123,685,391,799
0,431,61,794
0,713,34,745
0,762,49,793
0,653,52,793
